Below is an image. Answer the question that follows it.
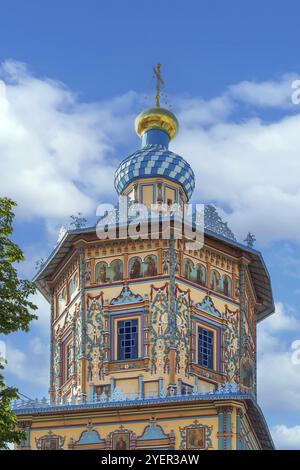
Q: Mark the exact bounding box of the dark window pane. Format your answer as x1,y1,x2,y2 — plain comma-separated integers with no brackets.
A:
117,319,139,360
198,327,214,369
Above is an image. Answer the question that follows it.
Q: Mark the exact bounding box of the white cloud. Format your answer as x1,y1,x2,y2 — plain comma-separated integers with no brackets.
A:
176,95,233,126
257,302,300,412
261,302,300,334
258,349,300,412
5,340,49,388
174,112,300,243
2,62,300,245
229,73,298,108
0,60,136,222
271,424,300,450
30,291,51,336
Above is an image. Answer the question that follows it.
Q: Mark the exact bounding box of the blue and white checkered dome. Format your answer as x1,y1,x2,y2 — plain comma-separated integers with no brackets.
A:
114,107,195,200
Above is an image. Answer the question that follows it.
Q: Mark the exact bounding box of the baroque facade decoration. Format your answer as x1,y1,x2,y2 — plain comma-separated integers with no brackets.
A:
14,72,275,450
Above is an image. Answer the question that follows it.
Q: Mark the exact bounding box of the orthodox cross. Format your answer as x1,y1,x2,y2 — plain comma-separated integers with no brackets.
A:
153,63,164,108
244,232,256,248
70,212,87,229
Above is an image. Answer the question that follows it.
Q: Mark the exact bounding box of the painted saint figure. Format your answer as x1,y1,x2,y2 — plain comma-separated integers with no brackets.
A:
196,264,206,286
145,255,157,277
112,259,123,281
130,257,141,279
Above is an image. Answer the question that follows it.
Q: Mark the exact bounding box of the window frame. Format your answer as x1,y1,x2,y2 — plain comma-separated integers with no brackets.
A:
116,318,139,361
198,326,214,370
110,312,143,362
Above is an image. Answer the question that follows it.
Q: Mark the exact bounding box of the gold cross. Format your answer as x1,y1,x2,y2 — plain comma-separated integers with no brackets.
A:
153,63,164,108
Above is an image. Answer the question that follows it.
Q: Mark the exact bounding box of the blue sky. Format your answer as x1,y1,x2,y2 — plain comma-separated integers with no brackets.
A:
1,0,300,449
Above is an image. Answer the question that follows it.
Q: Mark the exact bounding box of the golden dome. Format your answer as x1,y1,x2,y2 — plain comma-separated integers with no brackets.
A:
135,107,178,141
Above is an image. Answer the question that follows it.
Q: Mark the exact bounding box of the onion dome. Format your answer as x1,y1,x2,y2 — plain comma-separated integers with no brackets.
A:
114,106,195,201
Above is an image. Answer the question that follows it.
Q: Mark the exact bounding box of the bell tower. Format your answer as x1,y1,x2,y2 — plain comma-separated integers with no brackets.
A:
14,67,275,451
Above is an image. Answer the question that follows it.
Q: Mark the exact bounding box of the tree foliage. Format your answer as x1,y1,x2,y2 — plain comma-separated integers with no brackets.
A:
0,197,38,449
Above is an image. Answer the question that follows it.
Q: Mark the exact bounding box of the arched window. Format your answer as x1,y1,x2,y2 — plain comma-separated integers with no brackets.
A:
210,269,221,292
143,255,157,277
110,259,123,282
95,261,108,283
195,264,206,287
222,275,232,296
129,257,142,279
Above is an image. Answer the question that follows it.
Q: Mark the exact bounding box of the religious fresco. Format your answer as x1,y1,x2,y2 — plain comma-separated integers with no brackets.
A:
186,427,205,450
110,259,123,281
183,258,206,286
112,432,130,450
222,275,232,296
129,256,142,279
129,255,157,279
57,287,66,315
35,431,65,450
95,259,123,283
183,259,233,296
144,255,158,276
240,355,254,389
209,270,233,297
68,273,78,298
107,427,137,450
179,421,213,450
210,269,221,292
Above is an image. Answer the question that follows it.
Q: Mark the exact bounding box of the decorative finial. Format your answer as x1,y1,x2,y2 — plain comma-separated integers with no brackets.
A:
153,63,164,108
35,258,45,271
70,213,87,230
244,232,256,248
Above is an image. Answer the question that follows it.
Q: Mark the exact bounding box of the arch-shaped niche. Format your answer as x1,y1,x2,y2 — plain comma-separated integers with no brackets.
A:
183,258,206,286
210,269,221,292
58,287,66,315
129,256,142,279
129,255,158,279
143,254,158,277
222,274,232,296
68,273,78,299
95,259,123,284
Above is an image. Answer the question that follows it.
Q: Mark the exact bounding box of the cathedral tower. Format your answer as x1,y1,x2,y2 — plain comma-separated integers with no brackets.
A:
14,68,275,450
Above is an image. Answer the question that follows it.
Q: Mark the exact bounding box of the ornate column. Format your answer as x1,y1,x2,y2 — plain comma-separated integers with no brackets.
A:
168,231,177,389
236,409,243,450
90,257,95,284
123,252,128,280
71,317,76,389
217,406,233,450
49,288,55,404
78,246,87,401
239,257,250,383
